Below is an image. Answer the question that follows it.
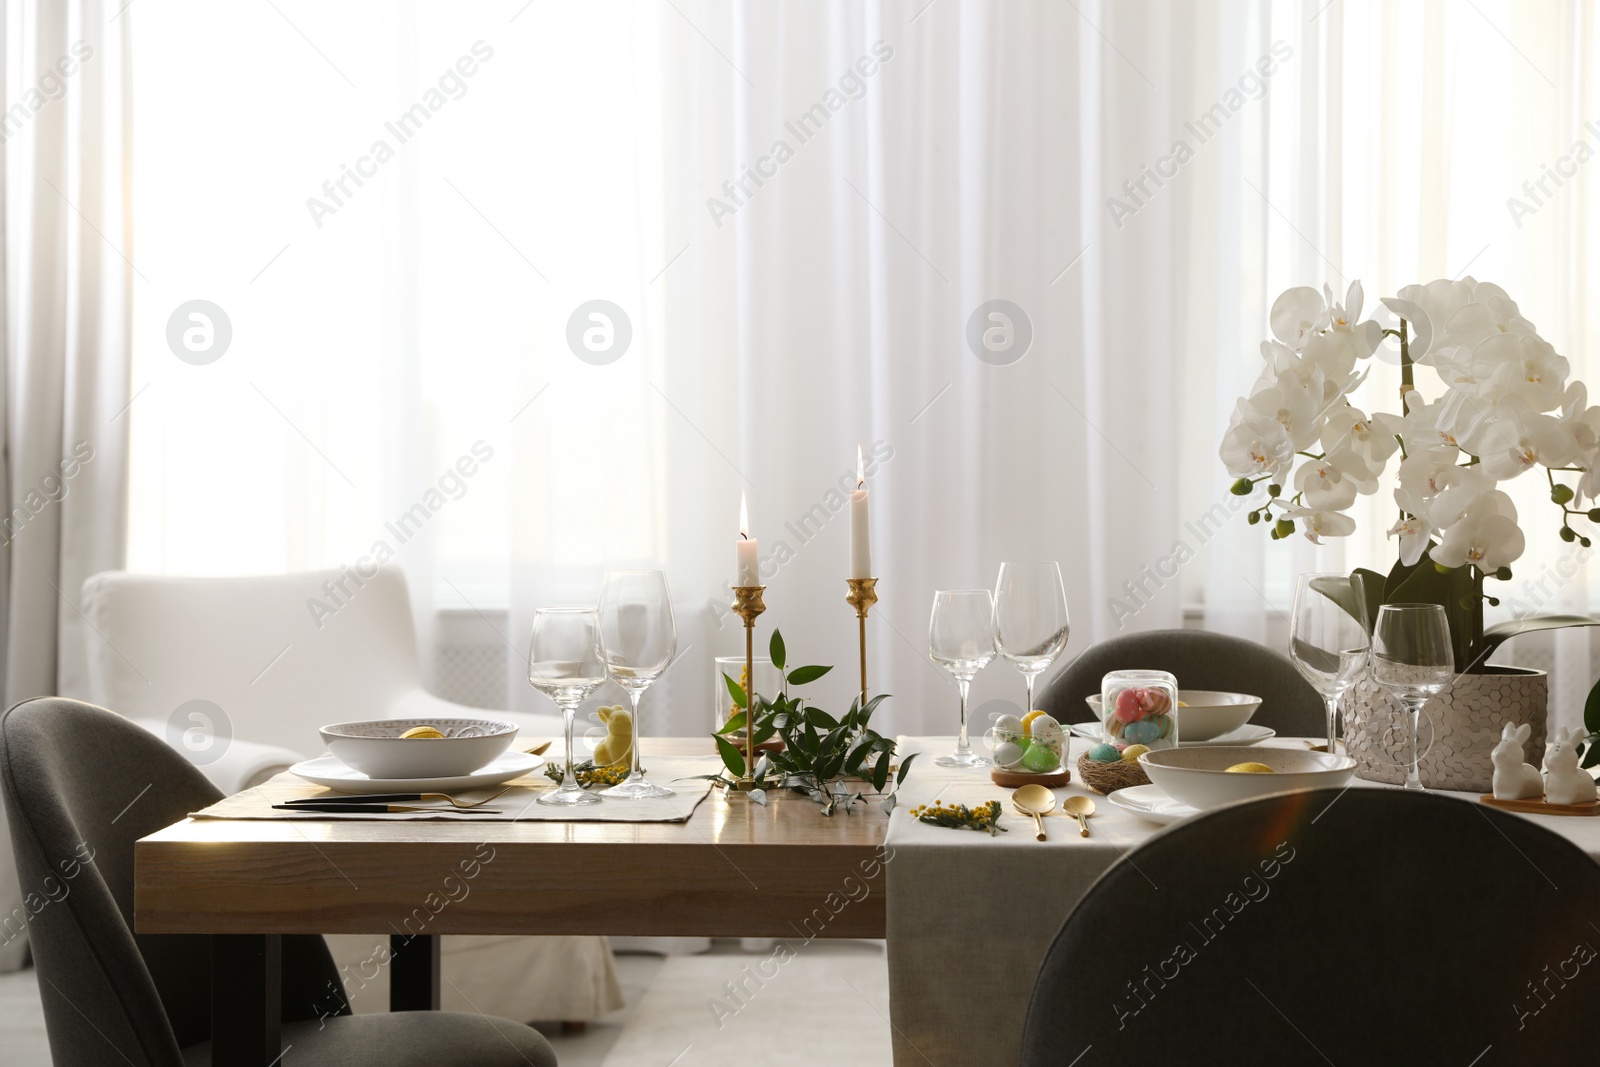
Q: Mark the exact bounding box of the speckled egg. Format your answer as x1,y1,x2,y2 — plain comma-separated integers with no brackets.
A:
1021,744,1060,773
1120,744,1150,762
1088,742,1121,763
1125,719,1161,745
992,741,1025,768
993,713,1024,738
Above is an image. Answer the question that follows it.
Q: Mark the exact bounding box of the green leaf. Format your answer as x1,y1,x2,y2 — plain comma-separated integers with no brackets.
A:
880,793,898,816
722,672,749,710
786,664,833,686
769,630,786,671
858,693,889,725
806,707,839,730
1479,616,1600,666
717,709,747,736
896,751,919,787
871,751,891,791
714,734,745,777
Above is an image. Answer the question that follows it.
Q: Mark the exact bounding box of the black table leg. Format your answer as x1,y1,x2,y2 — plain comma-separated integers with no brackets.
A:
389,934,441,1011
212,934,281,1067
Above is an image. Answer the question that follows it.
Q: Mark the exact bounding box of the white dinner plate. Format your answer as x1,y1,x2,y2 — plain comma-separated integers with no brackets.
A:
1106,784,1199,825
289,751,545,794
1068,722,1276,748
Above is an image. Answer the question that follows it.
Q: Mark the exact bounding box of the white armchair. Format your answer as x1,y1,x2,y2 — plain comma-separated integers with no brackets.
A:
77,566,622,1023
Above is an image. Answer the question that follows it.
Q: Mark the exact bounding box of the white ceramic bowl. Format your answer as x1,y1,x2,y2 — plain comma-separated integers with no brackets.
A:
321,717,519,779
1085,690,1261,742
1138,745,1355,810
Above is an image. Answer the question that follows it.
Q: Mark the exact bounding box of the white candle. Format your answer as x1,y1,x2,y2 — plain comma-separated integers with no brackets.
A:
737,492,760,587
850,445,872,578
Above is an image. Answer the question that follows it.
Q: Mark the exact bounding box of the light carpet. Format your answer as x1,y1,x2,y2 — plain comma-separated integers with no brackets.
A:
600,941,891,1066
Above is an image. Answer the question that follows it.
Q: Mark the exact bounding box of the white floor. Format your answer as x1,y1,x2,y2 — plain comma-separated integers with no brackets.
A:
0,940,889,1066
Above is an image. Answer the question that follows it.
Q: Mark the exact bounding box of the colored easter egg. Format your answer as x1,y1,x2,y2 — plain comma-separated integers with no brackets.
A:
1113,689,1143,723
1125,719,1160,745
993,741,1025,768
1120,744,1150,762
993,713,1023,738
1088,743,1121,763
1022,744,1060,773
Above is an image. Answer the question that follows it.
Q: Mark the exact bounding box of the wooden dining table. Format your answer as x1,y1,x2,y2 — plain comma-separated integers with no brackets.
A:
133,738,890,1067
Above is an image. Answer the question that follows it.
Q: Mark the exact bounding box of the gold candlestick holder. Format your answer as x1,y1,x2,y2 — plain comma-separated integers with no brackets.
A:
730,585,767,790
845,577,878,709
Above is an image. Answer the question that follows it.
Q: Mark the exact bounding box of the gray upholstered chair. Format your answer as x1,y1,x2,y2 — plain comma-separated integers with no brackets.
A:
1037,628,1325,737
1021,789,1598,1063
0,697,557,1067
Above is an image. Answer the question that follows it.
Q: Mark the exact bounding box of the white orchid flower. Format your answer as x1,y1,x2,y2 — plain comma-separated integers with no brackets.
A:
1399,393,1465,455
1321,406,1402,471
1219,406,1294,483
1397,449,1466,505
1468,332,1568,412
1463,400,1577,481
1294,455,1359,511
1422,465,1491,530
1243,370,1327,451
1432,490,1526,571
1282,506,1357,544
1269,286,1329,352
1387,488,1437,567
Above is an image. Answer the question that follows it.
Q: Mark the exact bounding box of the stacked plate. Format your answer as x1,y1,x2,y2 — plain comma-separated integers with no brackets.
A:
291,717,543,794
1108,745,1356,823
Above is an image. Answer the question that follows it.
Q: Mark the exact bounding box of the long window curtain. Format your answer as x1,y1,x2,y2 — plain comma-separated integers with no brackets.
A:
0,0,132,971
125,1,1600,747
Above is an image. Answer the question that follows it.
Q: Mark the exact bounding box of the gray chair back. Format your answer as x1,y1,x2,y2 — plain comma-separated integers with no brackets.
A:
1022,789,1600,1063
0,697,344,1066
1038,628,1324,737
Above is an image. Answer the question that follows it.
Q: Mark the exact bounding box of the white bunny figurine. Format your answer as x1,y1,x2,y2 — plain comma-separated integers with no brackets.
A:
1491,722,1543,801
1542,725,1598,806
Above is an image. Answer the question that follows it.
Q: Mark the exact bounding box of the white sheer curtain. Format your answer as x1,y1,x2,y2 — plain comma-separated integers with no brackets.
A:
0,0,131,973
125,0,1600,744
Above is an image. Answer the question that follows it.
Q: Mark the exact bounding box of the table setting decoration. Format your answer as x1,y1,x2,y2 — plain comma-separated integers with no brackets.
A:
597,569,679,799
929,588,997,768
1221,276,1600,790
318,716,519,779
1098,669,1179,750
704,628,918,814
986,710,1070,787
907,797,1006,834
1136,744,1356,810
1075,741,1151,794
1481,722,1600,815
527,606,608,806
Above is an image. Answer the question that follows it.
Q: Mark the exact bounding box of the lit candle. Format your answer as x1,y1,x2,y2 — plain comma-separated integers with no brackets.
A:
737,492,760,587
850,445,871,578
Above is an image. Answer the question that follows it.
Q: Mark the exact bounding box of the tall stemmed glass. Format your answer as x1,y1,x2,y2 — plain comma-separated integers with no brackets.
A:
1371,603,1454,792
993,562,1070,714
597,570,677,799
929,590,997,768
1289,573,1372,755
528,608,606,806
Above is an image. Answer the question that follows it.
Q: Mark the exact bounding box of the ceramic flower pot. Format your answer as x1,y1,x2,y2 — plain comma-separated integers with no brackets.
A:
1344,668,1547,792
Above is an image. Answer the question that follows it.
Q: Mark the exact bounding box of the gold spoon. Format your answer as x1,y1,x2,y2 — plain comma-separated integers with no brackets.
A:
1012,784,1057,842
1063,794,1096,837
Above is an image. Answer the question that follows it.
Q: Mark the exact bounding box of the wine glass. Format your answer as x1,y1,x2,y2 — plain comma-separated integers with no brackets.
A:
1289,573,1372,755
929,590,997,768
528,608,606,806
597,570,677,799
1370,603,1454,792
993,561,1070,714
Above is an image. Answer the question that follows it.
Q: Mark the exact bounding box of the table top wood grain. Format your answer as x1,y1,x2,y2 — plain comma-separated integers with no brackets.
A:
134,739,890,939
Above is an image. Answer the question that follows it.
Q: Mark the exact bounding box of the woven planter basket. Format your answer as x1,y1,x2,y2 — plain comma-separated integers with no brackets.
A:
1344,668,1547,792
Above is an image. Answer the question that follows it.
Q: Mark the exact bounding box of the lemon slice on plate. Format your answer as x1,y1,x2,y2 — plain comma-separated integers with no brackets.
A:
400,725,445,739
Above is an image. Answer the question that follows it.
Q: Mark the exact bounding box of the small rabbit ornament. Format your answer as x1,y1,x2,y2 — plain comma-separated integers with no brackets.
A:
1542,725,1598,807
1491,723,1543,801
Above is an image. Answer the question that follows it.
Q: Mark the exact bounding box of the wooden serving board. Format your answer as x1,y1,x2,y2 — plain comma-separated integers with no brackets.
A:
992,767,1072,789
1480,794,1600,817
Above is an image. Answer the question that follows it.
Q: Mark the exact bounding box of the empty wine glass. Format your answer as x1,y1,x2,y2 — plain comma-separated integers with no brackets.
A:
993,561,1070,714
597,570,677,799
929,590,997,768
1371,603,1454,792
528,608,606,806
1289,573,1372,755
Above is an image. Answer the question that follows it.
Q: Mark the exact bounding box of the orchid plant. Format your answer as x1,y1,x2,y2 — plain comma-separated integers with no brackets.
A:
1221,277,1600,672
